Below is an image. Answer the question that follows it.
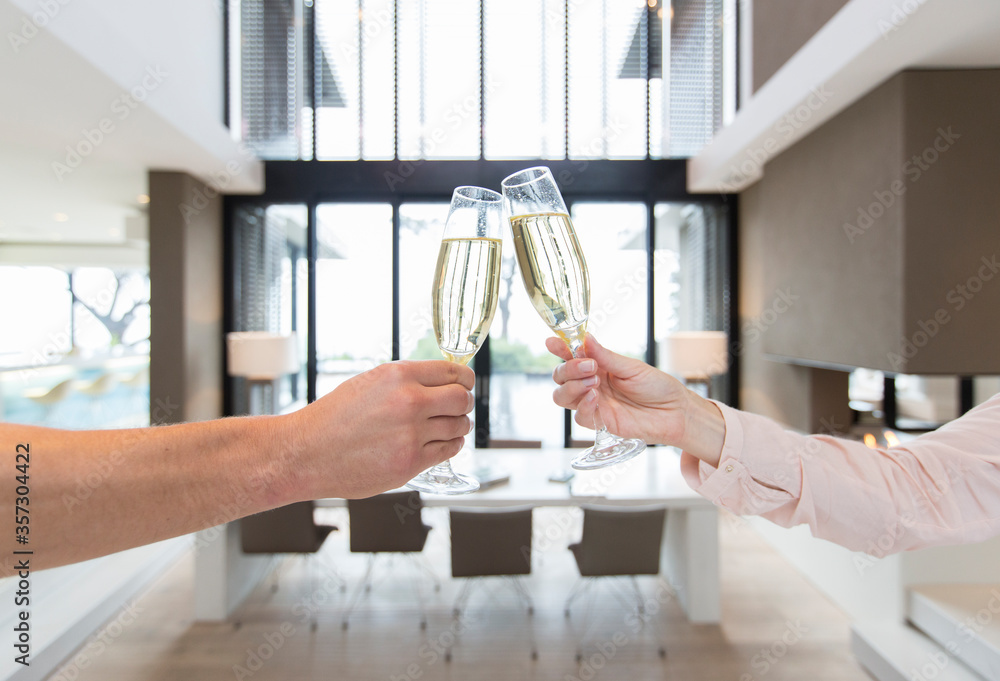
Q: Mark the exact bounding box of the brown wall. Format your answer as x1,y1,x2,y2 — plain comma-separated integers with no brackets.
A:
739,70,1000,426
751,0,850,93
148,171,224,424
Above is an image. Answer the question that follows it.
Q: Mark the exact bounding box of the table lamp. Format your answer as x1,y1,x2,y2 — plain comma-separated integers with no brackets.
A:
226,331,300,415
661,331,729,398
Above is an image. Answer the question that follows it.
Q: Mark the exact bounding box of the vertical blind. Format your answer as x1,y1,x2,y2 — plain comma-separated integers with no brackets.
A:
232,0,730,160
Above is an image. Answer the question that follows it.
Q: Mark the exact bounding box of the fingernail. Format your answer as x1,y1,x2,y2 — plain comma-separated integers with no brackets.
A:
583,376,598,387
586,388,599,402
581,359,596,373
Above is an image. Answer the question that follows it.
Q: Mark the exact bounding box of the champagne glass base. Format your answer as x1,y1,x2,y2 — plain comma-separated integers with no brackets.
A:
406,470,480,495
570,438,646,471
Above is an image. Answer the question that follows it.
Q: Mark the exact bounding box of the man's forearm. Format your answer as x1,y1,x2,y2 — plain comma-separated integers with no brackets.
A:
1,416,294,573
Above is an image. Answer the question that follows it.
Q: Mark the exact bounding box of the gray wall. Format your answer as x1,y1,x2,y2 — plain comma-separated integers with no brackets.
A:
148,171,273,620
148,171,224,424
751,0,850,93
739,70,1000,426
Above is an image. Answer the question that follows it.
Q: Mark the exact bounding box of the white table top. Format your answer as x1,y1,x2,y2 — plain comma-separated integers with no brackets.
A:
319,446,713,509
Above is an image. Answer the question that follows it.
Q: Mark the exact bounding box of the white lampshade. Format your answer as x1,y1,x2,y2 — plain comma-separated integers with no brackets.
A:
661,331,729,380
226,332,300,380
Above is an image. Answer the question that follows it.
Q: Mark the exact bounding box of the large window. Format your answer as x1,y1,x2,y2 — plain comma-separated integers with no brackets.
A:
230,0,733,161
228,169,734,445
230,204,308,415
315,204,393,397
226,0,736,444
0,266,150,429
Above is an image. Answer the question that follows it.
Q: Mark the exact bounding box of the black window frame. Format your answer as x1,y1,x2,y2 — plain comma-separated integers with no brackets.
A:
224,158,738,446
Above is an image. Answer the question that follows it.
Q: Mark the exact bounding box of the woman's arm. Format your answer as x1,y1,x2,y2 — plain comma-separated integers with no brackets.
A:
550,335,1000,554
682,396,1000,553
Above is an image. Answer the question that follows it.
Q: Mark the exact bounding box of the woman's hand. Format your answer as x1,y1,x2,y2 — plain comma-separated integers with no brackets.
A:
547,335,725,465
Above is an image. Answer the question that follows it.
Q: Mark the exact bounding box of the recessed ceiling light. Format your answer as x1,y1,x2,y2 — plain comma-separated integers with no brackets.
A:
137,194,150,204
53,213,69,222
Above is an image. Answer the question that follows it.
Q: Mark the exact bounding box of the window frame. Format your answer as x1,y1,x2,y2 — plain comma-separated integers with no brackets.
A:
224,158,738,445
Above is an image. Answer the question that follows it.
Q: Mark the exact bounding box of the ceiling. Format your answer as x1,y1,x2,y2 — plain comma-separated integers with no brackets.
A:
0,0,262,253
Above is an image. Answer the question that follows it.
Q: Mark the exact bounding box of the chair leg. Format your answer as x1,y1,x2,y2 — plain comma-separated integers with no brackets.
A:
628,576,645,613
315,553,348,593
506,577,538,660
413,553,442,592
341,554,377,630
564,578,593,617
406,557,428,630
304,555,320,632
452,579,476,618
507,576,535,616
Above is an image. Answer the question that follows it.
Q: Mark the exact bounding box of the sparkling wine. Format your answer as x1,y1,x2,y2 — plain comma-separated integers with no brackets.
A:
433,237,502,365
509,212,590,347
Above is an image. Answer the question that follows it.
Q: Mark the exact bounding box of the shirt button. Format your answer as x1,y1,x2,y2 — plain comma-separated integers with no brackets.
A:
725,464,734,473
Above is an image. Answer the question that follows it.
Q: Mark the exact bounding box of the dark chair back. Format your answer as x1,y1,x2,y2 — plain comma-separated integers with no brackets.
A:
348,491,431,553
241,501,334,554
570,505,666,577
487,439,543,448
450,506,533,578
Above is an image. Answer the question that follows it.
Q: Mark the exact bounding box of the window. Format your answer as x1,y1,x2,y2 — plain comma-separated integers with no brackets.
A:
0,266,150,429
398,202,448,360
226,0,737,440
231,0,732,160
567,202,649,443
230,204,308,414
489,219,564,447
315,204,393,397
654,201,731,402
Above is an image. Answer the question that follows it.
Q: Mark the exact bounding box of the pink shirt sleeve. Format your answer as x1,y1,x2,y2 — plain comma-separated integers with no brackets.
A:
680,392,1000,554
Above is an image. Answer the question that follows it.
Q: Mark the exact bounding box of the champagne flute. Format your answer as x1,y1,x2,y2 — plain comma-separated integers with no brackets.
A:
501,167,646,470
406,186,503,495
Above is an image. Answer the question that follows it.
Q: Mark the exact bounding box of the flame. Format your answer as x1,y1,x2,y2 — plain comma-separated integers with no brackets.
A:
863,433,877,449
884,430,900,447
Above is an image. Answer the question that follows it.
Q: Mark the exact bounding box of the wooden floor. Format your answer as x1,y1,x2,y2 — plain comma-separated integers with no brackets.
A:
44,508,871,681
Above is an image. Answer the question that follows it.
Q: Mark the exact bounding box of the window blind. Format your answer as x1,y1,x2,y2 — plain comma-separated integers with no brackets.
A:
233,0,729,160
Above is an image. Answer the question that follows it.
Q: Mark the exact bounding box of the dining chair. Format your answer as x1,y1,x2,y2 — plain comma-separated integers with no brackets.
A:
240,500,341,630
448,506,537,661
342,490,437,630
565,505,668,661
487,439,543,448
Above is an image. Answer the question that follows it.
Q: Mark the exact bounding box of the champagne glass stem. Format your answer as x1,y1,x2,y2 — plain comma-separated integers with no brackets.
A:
568,340,616,447
421,459,462,484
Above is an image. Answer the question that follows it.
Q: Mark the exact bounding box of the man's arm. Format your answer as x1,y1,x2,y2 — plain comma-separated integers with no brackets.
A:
1,360,474,573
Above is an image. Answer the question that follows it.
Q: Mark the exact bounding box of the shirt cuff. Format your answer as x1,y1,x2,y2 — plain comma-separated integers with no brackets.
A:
680,401,795,513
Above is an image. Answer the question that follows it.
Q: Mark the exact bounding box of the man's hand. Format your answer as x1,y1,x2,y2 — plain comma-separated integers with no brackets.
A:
286,360,476,499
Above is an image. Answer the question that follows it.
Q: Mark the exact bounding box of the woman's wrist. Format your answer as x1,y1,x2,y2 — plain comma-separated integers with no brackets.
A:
678,390,727,468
